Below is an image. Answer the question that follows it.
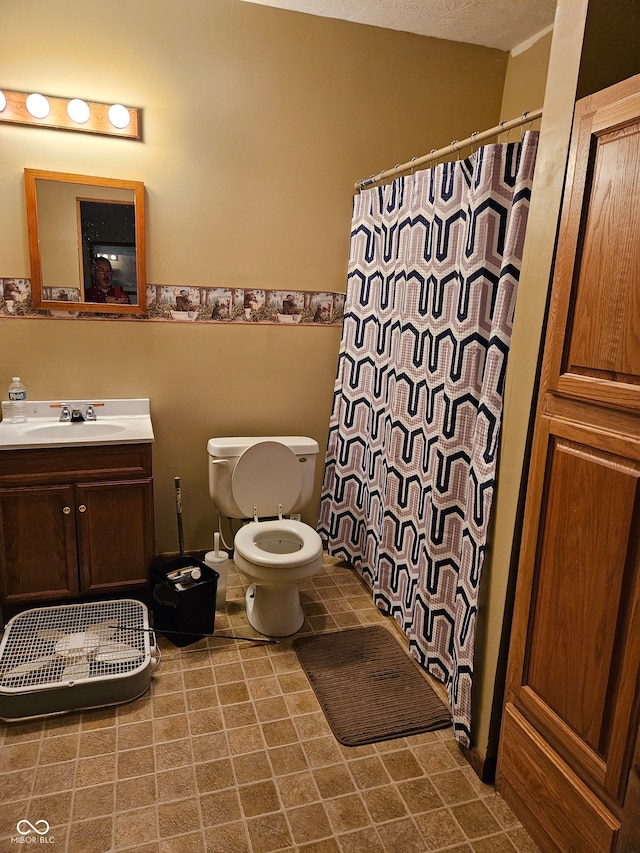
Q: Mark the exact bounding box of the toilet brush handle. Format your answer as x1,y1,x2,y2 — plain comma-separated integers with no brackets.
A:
175,476,185,557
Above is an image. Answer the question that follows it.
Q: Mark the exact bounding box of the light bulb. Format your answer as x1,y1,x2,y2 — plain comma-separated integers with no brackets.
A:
26,93,50,119
67,98,90,123
108,104,130,129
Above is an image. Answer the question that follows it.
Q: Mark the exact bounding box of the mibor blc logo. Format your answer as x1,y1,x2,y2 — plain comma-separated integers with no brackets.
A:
12,819,54,844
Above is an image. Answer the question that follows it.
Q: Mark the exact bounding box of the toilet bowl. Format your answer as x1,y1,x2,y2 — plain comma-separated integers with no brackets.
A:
208,436,324,637
234,519,324,636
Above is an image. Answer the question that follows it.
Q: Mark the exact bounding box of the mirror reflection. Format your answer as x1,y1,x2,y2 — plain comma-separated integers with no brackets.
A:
25,169,146,315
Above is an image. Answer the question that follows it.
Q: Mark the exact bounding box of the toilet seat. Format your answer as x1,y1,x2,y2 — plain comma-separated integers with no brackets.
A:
232,441,302,520
234,519,322,569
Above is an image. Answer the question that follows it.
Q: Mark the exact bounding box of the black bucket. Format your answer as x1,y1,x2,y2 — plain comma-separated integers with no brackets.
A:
150,556,218,647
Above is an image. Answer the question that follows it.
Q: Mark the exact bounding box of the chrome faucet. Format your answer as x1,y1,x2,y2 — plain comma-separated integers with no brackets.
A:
57,402,99,422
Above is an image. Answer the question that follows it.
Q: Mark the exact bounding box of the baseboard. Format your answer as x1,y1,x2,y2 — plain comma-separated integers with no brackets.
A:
459,742,496,783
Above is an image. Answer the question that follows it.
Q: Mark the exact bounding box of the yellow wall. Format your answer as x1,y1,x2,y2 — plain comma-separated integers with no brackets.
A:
501,30,553,120
0,0,509,554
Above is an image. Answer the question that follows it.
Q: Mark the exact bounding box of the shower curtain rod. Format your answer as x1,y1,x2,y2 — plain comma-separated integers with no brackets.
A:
355,107,543,190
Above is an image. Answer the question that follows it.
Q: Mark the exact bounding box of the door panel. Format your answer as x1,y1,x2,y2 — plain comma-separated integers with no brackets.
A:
500,705,619,853
518,422,640,802
0,485,79,602
527,437,639,753
76,479,154,593
566,123,640,381
497,73,640,850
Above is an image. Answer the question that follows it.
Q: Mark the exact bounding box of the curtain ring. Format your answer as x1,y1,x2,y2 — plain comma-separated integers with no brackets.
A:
470,131,479,154
497,120,506,144
520,109,533,141
410,156,418,174
451,140,460,160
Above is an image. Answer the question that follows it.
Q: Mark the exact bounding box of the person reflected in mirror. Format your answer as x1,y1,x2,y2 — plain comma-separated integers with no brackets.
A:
85,257,130,304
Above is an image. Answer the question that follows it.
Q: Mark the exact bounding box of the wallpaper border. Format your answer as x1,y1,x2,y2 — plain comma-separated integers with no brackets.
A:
1,279,345,326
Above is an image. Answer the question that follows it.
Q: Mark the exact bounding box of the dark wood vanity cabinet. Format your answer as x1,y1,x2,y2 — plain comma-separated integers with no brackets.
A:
0,443,154,607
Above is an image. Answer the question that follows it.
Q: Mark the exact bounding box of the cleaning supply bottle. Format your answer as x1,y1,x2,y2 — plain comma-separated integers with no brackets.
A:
205,532,229,610
8,377,27,424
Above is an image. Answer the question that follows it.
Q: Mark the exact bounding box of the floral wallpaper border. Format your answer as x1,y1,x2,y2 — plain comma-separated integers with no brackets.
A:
0,279,345,326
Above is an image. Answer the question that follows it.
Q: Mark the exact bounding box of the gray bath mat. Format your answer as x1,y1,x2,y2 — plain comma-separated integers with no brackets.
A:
293,625,451,746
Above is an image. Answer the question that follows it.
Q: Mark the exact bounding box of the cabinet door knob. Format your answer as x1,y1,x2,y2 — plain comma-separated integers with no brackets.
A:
63,506,71,515
78,505,87,513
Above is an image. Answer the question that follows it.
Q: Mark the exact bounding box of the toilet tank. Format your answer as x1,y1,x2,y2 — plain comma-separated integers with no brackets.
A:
207,436,319,519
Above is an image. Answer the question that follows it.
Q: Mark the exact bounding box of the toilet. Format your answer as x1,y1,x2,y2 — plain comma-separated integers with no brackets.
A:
207,436,324,636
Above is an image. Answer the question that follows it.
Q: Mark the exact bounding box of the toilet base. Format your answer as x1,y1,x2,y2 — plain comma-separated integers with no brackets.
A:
245,584,305,637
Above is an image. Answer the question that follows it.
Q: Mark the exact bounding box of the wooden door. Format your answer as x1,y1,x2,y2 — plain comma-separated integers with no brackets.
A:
0,485,80,603
76,478,154,594
496,74,640,852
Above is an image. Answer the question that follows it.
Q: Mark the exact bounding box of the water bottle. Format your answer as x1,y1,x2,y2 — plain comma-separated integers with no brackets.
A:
8,377,27,424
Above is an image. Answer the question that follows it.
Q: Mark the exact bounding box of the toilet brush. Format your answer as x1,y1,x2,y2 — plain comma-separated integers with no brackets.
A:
205,532,229,610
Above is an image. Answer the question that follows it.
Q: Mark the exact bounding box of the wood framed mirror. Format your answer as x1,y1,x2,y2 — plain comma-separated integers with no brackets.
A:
25,169,146,315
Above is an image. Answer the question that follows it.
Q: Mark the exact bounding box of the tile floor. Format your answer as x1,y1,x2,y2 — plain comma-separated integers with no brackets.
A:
0,557,539,852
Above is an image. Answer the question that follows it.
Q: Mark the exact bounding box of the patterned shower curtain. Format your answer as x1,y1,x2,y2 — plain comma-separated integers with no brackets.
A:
318,132,539,745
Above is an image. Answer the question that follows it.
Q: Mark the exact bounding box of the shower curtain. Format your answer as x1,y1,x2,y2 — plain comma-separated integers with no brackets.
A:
318,132,539,745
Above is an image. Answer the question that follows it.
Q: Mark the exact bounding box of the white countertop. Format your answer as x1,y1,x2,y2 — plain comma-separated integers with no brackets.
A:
0,398,154,450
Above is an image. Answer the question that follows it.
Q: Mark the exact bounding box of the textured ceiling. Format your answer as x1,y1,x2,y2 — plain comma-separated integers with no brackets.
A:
241,0,557,51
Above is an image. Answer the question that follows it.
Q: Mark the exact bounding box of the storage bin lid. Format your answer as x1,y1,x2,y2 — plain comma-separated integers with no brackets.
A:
207,436,319,457
231,441,302,518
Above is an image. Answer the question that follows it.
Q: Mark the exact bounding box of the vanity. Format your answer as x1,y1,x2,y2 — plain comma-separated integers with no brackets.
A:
0,399,154,608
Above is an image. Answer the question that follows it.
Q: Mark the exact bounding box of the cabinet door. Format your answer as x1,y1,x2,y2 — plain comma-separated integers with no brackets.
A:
497,75,640,852
76,478,154,594
0,485,80,603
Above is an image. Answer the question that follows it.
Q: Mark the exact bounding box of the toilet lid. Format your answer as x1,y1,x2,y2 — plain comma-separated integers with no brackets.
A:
232,441,302,519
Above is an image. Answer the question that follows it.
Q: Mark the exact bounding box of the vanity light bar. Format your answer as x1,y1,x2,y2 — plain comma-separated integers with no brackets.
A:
0,89,141,140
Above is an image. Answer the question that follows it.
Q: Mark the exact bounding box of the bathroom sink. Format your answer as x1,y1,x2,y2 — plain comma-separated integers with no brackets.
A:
0,399,154,450
21,423,128,440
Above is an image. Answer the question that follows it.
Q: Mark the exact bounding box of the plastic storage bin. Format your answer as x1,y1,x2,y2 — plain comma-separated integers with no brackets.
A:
150,557,218,647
